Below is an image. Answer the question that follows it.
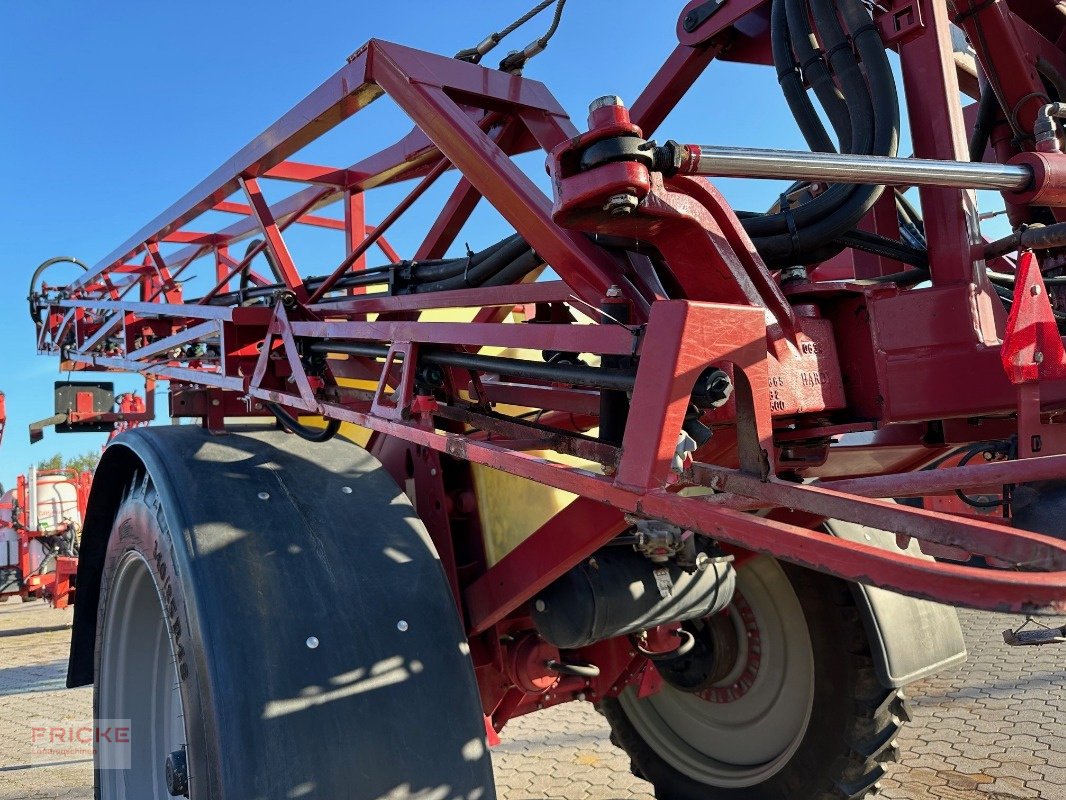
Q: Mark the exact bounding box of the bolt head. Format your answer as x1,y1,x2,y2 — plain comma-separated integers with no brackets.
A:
306,636,319,649
588,95,623,114
1031,284,1043,296
534,599,547,613
604,193,639,216
397,620,409,632
257,491,270,500
1035,351,1045,364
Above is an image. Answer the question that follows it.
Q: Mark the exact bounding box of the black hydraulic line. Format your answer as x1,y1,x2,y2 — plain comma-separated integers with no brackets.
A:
969,83,1000,164
266,402,341,443
770,0,837,154
746,0,900,266
746,3,896,261
397,234,519,282
477,248,544,288
240,238,286,287
197,234,524,306
306,341,639,391
867,267,929,284
895,191,924,234
737,209,927,267
811,0,873,155
985,222,1066,259
836,229,928,267
409,235,533,292
838,0,899,157
785,0,852,152
28,256,88,325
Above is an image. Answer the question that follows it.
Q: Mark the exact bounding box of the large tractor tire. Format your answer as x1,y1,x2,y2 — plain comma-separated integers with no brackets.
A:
81,426,493,799
600,556,907,800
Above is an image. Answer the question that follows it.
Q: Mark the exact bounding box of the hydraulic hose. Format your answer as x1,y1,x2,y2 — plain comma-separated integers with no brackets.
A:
984,222,1066,259
745,0,901,267
197,233,536,305
771,0,836,153
266,402,341,443
969,83,1000,164
28,256,88,325
307,341,639,391
785,0,852,152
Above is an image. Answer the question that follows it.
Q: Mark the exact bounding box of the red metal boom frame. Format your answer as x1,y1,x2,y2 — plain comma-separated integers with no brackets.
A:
29,0,1066,725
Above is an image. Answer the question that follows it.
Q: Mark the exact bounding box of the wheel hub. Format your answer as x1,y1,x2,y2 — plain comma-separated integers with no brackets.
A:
697,590,762,703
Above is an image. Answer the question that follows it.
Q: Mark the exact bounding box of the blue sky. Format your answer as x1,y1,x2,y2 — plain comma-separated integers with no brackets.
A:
0,2,1005,490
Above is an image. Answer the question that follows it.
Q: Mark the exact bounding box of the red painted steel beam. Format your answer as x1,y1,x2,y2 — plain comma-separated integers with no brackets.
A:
214,200,345,231
239,176,308,300
66,46,378,292
287,321,640,356
898,0,981,288
262,391,1066,615
819,453,1066,498
369,45,632,310
465,498,627,634
693,464,1064,569
314,280,572,316
264,160,352,186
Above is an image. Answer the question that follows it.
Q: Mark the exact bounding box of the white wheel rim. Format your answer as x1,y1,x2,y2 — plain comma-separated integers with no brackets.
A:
618,556,815,788
97,551,188,798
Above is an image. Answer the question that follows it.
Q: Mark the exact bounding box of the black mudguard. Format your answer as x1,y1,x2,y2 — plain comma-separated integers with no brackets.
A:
70,425,494,799
827,518,968,687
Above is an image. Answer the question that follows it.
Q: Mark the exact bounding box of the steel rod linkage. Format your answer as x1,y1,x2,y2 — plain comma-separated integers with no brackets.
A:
680,144,1033,191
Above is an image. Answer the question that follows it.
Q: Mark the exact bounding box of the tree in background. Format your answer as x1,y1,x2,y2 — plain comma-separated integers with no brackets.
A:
37,450,100,475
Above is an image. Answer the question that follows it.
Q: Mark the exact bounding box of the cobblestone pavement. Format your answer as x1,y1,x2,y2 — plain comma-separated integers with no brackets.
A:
0,599,1063,799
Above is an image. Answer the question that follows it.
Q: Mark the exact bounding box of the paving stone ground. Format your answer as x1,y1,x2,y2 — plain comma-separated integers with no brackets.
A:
0,598,1063,799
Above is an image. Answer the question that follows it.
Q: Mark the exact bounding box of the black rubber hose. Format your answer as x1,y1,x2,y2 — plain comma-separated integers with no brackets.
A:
839,0,899,160
307,341,639,391
239,239,261,294
28,256,88,325
409,235,531,292
985,222,1066,259
470,248,543,288
736,209,926,266
398,234,520,282
810,0,874,156
969,83,1000,164
745,0,899,265
747,2,880,240
836,229,928,267
785,0,852,151
200,234,523,305
266,402,341,442
771,0,837,153
895,190,926,238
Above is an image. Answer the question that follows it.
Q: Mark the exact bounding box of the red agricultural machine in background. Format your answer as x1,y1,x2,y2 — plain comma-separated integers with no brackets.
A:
0,467,90,609
23,0,1066,797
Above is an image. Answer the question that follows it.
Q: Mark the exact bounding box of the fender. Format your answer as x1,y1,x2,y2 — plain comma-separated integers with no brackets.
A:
68,425,493,797
827,519,968,687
